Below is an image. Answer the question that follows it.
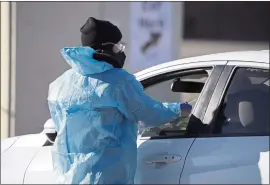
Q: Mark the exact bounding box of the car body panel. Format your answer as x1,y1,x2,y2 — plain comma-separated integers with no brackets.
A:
1,134,47,184
23,146,56,184
135,138,195,184
1,136,19,154
180,136,269,184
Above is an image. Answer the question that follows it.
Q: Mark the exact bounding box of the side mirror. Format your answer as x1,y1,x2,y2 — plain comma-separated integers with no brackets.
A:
43,119,57,144
171,79,204,93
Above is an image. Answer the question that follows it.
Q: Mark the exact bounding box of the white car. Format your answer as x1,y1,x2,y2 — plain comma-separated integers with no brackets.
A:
1,50,269,184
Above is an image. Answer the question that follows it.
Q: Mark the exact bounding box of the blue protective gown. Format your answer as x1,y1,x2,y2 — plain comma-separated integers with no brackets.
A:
47,47,183,184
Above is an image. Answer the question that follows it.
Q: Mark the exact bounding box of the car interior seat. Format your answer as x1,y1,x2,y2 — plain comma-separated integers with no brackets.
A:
238,86,269,134
222,74,269,134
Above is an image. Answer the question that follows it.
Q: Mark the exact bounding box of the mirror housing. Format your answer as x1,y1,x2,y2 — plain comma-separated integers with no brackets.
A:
171,79,204,93
43,119,57,144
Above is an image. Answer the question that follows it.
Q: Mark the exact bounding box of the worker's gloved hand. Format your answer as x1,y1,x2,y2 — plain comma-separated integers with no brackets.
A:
180,102,192,118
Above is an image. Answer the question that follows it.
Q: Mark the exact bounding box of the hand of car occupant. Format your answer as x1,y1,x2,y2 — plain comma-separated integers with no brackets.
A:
180,102,192,118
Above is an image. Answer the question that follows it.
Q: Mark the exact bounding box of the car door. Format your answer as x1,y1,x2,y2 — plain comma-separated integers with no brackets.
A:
180,61,269,184
134,61,227,184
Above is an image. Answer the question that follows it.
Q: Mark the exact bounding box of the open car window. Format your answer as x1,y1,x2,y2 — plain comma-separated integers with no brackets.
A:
139,68,212,137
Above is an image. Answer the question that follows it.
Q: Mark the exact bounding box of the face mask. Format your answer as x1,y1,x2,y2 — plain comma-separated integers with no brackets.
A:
93,51,126,68
114,52,126,68
93,42,126,68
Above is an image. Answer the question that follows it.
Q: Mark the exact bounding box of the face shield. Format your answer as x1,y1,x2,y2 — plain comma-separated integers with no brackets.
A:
100,42,126,54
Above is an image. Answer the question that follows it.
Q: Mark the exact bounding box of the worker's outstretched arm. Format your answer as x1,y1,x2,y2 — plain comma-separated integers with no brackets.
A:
116,77,192,128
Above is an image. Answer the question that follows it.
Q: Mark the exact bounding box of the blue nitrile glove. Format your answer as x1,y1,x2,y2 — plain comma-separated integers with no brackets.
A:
180,102,193,118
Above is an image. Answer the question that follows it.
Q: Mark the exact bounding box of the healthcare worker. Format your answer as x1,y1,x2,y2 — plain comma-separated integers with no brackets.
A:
47,17,192,184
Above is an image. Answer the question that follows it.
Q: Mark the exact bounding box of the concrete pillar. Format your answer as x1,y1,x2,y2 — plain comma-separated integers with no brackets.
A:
1,2,16,139
1,2,11,139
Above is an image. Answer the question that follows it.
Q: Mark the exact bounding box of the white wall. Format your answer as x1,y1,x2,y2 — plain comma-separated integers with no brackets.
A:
15,2,102,135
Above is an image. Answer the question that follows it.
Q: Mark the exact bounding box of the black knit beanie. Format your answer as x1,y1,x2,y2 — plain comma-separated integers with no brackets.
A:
80,17,122,49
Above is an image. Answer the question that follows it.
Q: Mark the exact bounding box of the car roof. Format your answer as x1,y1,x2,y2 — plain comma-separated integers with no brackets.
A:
135,50,269,77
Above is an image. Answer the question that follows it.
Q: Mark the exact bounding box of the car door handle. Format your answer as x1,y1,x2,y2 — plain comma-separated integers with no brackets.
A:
144,154,182,166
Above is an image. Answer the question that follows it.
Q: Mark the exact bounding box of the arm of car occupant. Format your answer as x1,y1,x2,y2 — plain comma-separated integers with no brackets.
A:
116,78,192,128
